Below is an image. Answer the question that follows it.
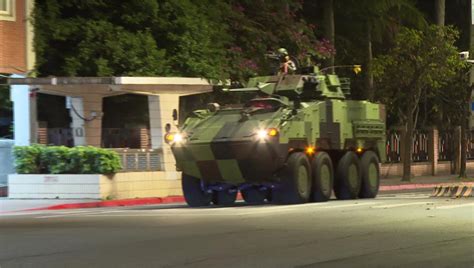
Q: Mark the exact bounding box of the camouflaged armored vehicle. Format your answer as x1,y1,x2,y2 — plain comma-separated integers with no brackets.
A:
165,65,386,207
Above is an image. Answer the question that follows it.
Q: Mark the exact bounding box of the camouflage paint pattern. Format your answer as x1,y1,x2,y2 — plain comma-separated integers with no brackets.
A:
170,73,386,184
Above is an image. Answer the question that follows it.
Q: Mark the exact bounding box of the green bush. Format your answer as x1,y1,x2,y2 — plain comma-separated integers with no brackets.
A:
40,146,70,174
13,145,44,174
14,145,122,174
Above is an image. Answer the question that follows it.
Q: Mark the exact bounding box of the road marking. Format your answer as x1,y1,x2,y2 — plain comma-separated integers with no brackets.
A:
0,211,43,217
57,202,381,218
377,193,430,199
35,210,122,218
48,209,99,214
436,203,474,210
312,202,379,209
371,201,429,209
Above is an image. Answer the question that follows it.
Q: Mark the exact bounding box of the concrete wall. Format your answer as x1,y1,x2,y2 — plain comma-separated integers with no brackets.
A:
100,171,182,200
8,171,182,199
0,139,14,186
9,174,103,199
148,94,180,171
380,161,474,177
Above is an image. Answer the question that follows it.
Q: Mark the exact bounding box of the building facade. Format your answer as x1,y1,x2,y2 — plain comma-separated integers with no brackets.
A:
0,0,34,74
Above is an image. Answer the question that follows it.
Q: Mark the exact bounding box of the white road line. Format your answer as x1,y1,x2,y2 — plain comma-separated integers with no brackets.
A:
316,202,379,209
145,202,338,214
47,209,99,214
371,201,429,209
0,211,43,217
36,210,122,219
436,203,474,210
66,202,381,218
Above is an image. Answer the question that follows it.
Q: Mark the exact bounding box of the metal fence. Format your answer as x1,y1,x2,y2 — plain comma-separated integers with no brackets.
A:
466,131,474,160
386,130,474,164
110,148,162,172
385,130,429,163
412,131,429,162
385,131,401,163
438,132,452,161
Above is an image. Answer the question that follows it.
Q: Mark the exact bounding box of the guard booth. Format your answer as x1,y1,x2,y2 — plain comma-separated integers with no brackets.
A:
8,76,213,173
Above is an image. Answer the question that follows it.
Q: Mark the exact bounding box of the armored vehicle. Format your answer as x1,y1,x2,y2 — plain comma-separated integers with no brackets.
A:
166,65,386,207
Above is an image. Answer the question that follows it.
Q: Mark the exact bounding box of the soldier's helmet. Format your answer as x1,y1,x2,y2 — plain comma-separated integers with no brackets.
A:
277,48,288,56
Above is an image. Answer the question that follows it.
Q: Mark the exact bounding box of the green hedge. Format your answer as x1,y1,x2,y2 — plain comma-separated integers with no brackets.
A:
13,145,122,174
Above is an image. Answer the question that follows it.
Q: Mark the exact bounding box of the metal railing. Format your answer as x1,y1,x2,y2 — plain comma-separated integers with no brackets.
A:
438,132,452,161
110,148,162,172
385,130,429,163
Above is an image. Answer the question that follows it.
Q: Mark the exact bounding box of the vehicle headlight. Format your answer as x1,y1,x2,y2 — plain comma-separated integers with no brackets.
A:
165,132,185,144
256,128,279,140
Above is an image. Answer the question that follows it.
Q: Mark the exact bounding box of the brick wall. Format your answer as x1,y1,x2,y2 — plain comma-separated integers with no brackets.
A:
0,0,26,74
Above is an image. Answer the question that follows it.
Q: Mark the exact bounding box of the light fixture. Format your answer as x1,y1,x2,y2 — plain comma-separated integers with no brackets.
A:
165,132,185,144
256,128,279,140
305,146,316,155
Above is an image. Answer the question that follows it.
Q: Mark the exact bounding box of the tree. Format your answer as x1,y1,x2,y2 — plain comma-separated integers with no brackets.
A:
334,0,426,101
322,0,335,72
33,0,326,82
373,26,465,181
435,0,445,26
34,0,168,77
449,65,471,178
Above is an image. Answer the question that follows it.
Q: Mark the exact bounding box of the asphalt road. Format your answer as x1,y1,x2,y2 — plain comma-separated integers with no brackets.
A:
0,191,473,268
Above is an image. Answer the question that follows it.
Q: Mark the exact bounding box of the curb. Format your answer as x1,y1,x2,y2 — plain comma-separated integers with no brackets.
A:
430,183,474,198
17,183,442,211
27,196,186,211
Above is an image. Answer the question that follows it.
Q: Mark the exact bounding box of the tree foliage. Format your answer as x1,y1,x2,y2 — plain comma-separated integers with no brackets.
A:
373,25,466,180
34,0,167,76
33,0,326,82
373,26,464,126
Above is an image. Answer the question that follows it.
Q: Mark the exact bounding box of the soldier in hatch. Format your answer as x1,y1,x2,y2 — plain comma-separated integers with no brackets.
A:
277,48,297,75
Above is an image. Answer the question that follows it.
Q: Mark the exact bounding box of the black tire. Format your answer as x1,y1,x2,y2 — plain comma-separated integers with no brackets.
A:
359,151,380,198
241,186,267,204
272,152,311,204
212,188,237,206
334,151,361,200
182,174,212,207
310,152,334,202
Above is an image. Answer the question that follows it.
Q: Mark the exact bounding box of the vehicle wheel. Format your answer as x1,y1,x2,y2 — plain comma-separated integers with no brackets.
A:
272,152,311,204
212,188,237,206
334,151,361,200
182,174,212,207
241,186,267,204
359,151,380,198
310,152,334,202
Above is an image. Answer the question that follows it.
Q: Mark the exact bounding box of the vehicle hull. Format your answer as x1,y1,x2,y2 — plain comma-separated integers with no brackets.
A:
172,138,288,184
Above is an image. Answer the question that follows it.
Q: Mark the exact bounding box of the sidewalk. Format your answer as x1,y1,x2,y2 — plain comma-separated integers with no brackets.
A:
0,198,96,213
1,175,472,213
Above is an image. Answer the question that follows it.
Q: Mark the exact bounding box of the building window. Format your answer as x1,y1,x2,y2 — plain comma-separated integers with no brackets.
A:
0,0,15,21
